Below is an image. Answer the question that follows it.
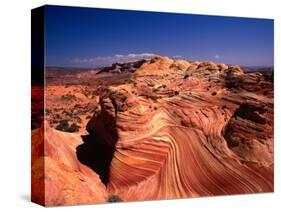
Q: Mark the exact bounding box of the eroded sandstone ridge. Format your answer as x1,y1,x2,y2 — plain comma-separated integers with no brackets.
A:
90,56,273,200
31,124,108,205
32,56,273,205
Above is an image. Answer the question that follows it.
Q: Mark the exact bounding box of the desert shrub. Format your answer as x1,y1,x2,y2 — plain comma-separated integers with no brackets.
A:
67,123,80,132
56,120,69,131
108,195,123,203
55,120,80,132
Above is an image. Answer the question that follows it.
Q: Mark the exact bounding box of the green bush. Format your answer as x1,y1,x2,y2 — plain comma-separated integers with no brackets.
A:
55,120,80,132
56,120,69,131
67,123,80,132
108,195,123,203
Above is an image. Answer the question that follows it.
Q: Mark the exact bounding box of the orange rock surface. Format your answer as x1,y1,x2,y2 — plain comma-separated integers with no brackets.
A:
89,56,273,201
32,56,274,205
31,125,108,206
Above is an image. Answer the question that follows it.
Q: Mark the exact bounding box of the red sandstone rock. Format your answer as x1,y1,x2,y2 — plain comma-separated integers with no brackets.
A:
31,124,108,206
87,56,273,201
34,56,273,205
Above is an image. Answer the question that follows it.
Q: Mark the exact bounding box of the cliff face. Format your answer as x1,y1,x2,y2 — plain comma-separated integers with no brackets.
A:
87,56,273,200
33,56,273,205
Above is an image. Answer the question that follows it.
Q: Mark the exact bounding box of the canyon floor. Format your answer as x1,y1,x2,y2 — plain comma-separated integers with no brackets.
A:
31,56,274,206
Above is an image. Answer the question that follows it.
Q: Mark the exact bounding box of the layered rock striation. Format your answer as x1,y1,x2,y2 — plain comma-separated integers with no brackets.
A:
87,56,273,200
33,56,274,205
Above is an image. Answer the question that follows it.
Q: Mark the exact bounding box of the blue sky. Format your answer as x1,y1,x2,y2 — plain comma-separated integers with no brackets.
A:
45,5,274,68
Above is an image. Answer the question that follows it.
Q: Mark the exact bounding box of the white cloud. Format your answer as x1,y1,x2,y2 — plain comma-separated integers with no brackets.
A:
172,55,182,59
72,53,156,67
214,55,220,59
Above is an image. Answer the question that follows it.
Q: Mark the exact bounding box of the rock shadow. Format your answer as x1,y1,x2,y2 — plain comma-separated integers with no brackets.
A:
76,132,117,185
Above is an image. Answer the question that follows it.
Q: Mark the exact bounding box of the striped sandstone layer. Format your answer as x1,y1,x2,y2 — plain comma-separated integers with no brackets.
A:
87,56,273,201
32,56,273,205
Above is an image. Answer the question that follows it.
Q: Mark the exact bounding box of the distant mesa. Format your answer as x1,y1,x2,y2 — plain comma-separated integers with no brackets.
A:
97,59,148,74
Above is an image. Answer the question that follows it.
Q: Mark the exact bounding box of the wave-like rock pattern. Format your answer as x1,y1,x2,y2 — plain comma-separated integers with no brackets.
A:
33,56,273,205
87,56,273,201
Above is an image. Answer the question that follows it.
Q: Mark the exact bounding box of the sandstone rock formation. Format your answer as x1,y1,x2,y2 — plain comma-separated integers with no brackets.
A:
33,56,274,206
31,124,108,206
87,56,273,201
